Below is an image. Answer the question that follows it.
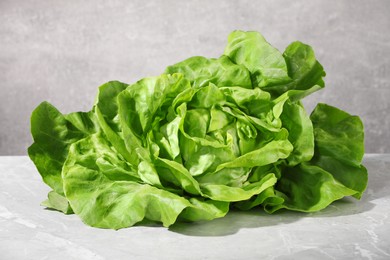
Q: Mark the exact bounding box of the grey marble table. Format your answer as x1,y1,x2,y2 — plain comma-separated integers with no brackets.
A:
1,155,389,260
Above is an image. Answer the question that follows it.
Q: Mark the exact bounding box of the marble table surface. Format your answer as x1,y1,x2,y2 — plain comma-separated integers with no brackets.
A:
1,155,389,260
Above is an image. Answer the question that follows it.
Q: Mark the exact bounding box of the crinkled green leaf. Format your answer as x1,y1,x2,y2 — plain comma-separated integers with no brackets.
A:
280,101,314,165
264,41,325,98
311,103,364,166
155,158,202,195
95,81,135,164
224,30,290,87
196,167,251,187
200,173,277,202
267,103,367,212
269,164,357,212
179,198,229,222
311,156,368,199
310,103,367,199
165,55,252,88
234,186,284,211
217,140,293,170
28,102,96,195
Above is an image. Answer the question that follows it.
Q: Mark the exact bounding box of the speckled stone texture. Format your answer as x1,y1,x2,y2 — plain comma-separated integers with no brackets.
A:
0,155,389,259
0,0,389,155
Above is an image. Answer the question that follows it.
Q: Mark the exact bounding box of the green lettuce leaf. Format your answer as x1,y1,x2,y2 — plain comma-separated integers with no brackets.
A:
266,103,367,212
165,55,252,88
224,30,290,88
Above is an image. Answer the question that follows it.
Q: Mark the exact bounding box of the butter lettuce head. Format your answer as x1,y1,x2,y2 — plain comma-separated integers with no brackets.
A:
28,31,367,229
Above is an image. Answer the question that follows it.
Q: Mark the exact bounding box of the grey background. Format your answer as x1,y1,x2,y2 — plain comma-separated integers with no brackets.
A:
1,0,389,155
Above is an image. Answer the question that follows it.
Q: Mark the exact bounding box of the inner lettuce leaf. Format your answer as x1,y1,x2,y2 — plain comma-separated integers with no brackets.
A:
29,30,367,229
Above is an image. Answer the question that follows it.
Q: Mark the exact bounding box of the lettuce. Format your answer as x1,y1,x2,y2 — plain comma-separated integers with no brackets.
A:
28,31,367,229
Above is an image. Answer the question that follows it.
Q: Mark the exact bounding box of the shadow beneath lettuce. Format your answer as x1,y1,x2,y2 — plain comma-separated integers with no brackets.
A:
168,197,373,237
169,155,388,237
169,208,300,236
170,198,375,237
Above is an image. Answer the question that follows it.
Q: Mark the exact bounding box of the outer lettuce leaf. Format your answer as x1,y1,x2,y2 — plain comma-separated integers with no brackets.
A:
311,156,368,199
28,102,99,214
165,55,252,88
28,102,89,194
310,103,364,166
266,103,367,212
234,186,284,211
280,101,314,166
283,42,325,90
196,167,251,187
216,139,293,170
264,41,325,98
200,173,277,202
310,103,367,199
155,158,202,196
268,163,358,212
220,86,272,117
95,81,135,164
28,102,98,212
224,30,290,88
179,198,229,222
